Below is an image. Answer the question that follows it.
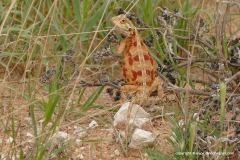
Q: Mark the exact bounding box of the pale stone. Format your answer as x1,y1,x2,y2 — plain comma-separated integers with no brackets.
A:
128,129,155,149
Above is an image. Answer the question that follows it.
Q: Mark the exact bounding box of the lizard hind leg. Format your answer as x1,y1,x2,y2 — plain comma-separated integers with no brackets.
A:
120,85,149,104
149,77,164,99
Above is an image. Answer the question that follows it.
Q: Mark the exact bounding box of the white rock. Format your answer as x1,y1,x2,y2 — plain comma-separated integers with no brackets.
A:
56,131,69,141
119,131,126,139
144,153,148,157
88,120,98,128
128,129,155,149
7,137,13,143
110,154,114,158
77,154,84,159
80,146,85,150
24,117,31,122
114,149,120,156
74,126,87,139
47,122,52,127
26,132,34,137
75,139,82,145
1,154,6,160
113,102,150,129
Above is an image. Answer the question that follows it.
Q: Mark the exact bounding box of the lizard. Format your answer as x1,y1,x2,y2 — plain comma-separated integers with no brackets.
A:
111,14,163,104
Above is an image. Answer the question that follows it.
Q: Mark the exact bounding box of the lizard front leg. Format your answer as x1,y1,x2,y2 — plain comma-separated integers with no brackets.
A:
117,39,126,55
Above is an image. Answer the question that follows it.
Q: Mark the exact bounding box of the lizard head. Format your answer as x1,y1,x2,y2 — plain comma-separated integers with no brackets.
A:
111,14,135,37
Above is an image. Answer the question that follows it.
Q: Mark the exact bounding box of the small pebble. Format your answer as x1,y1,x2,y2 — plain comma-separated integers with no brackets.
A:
77,154,84,159
80,146,85,150
26,132,33,137
114,149,120,156
7,137,13,143
110,154,114,158
75,139,83,145
144,153,148,157
56,131,69,141
89,120,98,128
74,126,87,139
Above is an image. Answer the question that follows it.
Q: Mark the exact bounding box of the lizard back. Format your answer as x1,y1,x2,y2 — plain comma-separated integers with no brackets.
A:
122,32,156,85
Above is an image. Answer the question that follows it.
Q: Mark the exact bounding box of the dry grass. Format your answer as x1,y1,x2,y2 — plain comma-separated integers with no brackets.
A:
0,0,240,159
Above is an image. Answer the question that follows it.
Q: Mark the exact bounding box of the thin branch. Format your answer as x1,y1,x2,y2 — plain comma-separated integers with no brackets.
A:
165,84,213,96
74,81,121,89
224,71,240,85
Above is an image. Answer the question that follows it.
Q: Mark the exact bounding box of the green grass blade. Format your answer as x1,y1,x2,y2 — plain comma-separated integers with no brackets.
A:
81,86,104,111
22,0,33,25
72,0,82,24
220,83,226,134
82,1,106,33
37,146,47,160
44,94,60,127
30,105,38,146
82,0,90,20
189,123,196,160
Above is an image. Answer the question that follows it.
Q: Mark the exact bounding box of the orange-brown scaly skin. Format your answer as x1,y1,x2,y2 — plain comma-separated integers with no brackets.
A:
122,32,157,85
112,14,163,103
112,14,156,86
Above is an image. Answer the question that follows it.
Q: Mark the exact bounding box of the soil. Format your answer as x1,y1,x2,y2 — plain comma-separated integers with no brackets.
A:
1,1,240,159
0,66,176,159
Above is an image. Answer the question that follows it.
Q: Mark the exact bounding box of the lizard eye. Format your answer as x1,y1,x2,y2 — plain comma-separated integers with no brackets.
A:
121,19,126,23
